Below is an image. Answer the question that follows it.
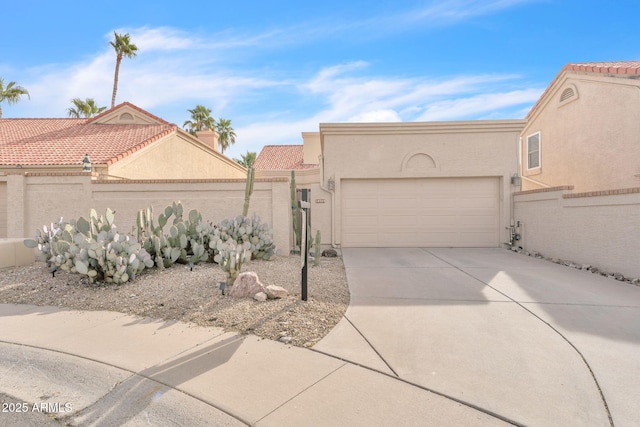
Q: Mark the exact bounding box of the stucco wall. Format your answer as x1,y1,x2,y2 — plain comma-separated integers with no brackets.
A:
107,133,246,180
0,179,7,238
302,132,321,165
320,120,526,246
254,168,332,248
522,73,640,192
514,187,640,278
12,174,290,255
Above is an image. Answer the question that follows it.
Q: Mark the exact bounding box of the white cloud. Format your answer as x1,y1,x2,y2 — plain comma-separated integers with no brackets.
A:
348,109,402,122
415,88,543,121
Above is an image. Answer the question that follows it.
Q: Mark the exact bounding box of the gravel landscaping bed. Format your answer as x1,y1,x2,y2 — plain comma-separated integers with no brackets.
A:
0,255,350,348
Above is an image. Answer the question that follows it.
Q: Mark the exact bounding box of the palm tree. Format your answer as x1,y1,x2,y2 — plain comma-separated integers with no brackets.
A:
216,118,237,154
183,105,216,136
234,151,256,168
110,32,138,108
67,98,107,118
0,78,29,118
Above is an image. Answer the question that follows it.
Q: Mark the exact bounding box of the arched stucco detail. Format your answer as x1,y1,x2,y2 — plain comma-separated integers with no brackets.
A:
401,152,437,171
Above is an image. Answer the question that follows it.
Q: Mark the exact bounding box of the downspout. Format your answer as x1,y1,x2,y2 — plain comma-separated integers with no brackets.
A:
318,154,338,248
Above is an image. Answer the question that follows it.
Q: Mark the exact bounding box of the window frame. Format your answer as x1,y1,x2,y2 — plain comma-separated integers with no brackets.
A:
526,132,541,171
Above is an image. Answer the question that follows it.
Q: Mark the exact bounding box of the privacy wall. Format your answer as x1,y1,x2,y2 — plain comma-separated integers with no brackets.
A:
513,186,640,279
2,173,291,254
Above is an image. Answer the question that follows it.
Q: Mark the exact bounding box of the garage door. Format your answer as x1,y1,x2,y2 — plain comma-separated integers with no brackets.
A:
0,182,6,238
341,177,500,247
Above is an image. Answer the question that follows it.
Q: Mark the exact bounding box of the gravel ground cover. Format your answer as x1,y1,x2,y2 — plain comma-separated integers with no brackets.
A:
0,255,350,348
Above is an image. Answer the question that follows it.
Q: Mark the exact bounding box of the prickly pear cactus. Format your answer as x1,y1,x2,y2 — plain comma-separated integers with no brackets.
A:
136,201,213,268
213,239,252,286
213,214,275,261
25,209,153,284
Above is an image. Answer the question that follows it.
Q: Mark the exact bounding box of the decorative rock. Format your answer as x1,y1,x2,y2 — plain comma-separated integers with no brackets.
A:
265,285,288,299
229,272,266,298
279,336,292,344
322,249,338,257
254,292,267,302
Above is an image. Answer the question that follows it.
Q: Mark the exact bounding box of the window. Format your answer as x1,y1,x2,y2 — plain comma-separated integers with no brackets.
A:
527,132,540,170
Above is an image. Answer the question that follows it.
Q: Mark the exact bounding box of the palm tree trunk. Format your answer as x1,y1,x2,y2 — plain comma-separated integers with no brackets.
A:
0,105,3,119
111,56,122,108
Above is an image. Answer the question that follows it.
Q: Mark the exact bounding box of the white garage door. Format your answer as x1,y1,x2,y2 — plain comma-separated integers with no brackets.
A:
0,182,7,238
341,177,500,247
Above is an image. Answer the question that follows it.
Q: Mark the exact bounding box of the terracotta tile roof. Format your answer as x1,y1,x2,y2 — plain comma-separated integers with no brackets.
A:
253,145,319,170
563,61,640,75
0,107,176,166
526,61,640,119
88,101,170,125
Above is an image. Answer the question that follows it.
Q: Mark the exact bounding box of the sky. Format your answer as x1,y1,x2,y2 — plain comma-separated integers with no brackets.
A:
1,0,638,160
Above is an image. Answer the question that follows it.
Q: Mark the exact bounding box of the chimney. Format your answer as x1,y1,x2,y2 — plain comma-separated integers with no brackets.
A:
196,129,219,152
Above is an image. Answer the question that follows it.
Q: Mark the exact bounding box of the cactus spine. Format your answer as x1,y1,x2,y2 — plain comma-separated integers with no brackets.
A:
243,166,255,217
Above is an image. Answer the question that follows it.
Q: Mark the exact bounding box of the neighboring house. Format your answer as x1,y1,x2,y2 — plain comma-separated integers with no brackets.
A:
0,102,246,238
254,133,332,244
521,61,640,192
0,102,246,180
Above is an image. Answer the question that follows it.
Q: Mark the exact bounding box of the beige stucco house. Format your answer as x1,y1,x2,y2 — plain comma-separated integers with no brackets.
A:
520,61,640,192
0,102,246,180
0,102,246,238
256,121,526,248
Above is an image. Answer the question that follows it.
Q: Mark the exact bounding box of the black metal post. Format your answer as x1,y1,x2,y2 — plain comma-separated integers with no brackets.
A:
300,189,310,301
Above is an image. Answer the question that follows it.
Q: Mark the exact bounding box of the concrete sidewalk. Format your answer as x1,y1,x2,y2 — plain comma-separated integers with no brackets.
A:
0,304,509,426
2,247,639,426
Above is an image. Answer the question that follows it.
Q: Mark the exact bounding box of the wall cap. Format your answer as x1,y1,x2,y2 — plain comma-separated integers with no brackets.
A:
514,185,574,195
563,187,640,199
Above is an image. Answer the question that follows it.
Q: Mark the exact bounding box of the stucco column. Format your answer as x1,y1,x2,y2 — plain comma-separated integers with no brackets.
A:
7,174,26,238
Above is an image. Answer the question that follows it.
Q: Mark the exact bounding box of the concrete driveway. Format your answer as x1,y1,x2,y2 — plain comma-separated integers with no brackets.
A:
314,248,640,426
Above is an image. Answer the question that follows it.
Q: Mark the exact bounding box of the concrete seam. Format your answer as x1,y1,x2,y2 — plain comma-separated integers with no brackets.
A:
253,362,348,425
309,347,523,426
422,248,615,427
341,314,399,377
0,340,252,426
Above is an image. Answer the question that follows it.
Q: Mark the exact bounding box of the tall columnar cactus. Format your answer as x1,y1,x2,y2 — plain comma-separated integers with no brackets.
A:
314,230,321,266
243,166,255,217
290,170,301,250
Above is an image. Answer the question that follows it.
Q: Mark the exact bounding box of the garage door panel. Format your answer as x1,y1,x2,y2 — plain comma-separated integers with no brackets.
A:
343,214,378,228
344,198,378,210
381,215,419,226
342,178,500,247
342,233,379,245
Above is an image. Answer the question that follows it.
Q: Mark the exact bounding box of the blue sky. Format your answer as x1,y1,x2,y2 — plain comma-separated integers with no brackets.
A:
2,0,638,159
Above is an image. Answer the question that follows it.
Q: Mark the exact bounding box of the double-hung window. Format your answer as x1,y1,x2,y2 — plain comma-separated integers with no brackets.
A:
527,132,541,170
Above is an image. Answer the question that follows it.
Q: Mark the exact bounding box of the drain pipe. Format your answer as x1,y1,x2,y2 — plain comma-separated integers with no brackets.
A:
318,154,338,248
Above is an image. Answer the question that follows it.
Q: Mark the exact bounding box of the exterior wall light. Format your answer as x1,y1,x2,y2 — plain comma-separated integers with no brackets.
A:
82,154,92,172
510,174,521,186
328,177,335,191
